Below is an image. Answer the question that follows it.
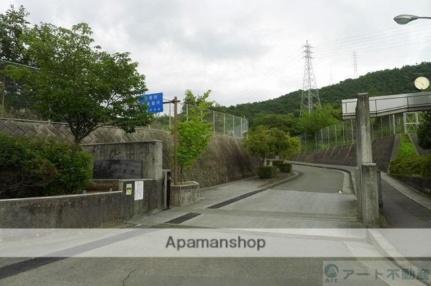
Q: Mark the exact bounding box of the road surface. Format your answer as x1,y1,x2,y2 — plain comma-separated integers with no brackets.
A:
0,165,421,286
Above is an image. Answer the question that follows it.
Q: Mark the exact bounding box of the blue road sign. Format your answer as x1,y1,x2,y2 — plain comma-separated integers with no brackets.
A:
138,92,164,113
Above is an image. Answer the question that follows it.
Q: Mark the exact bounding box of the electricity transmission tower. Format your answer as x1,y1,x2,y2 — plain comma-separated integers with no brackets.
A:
353,51,358,78
301,40,320,115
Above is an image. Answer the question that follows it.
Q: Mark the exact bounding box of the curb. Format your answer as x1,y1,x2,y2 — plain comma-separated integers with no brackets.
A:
206,171,302,209
288,161,358,195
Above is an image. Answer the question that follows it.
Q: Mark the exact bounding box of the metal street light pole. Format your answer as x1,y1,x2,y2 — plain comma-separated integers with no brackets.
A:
394,14,431,25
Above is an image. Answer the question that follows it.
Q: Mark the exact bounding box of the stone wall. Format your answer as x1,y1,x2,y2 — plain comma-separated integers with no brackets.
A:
294,136,396,171
0,118,256,187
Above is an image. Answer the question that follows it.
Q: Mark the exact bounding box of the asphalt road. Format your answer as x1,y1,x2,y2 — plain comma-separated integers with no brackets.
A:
0,165,404,286
380,179,431,228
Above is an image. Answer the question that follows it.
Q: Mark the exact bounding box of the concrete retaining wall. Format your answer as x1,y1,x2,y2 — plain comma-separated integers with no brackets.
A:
0,118,256,187
0,191,127,228
0,178,162,228
295,136,396,171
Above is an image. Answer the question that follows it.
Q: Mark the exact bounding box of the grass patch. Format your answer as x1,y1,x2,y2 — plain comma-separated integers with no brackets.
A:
389,135,431,178
397,134,417,158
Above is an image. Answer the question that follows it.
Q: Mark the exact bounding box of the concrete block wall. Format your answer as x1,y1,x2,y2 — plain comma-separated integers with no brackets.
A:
0,118,256,187
294,136,396,172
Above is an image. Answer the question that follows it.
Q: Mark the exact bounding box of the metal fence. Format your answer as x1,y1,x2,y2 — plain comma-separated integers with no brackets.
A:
132,101,248,138
0,99,249,139
302,112,423,152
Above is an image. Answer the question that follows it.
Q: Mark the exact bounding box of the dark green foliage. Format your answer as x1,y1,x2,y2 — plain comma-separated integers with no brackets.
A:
0,134,93,198
278,163,292,173
0,5,35,113
216,62,431,123
0,134,57,198
257,166,279,179
418,111,431,149
244,127,300,164
298,105,339,135
272,160,292,173
251,113,301,135
389,135,431,178
30,139,93,195
389,155,431,178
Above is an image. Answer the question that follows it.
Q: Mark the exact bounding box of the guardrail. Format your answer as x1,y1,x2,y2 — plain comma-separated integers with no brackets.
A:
342,92,431,119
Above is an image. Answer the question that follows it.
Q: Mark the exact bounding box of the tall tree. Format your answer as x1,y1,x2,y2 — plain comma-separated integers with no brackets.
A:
0,5,34,112
6,22,152,143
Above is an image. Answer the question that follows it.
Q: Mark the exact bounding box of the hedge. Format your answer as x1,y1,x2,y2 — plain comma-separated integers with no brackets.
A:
389,155,431,178
257,166,279,179
0,134,93,198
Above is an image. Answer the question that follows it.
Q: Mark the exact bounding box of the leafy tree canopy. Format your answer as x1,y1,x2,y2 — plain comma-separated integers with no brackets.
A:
244,126,300,165
298,105,339,135
251,113,301,136
177,90,213,181
5,19,152,143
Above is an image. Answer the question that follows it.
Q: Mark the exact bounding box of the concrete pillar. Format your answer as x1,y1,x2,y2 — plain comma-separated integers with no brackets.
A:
361,163,380,226
356,93,373,164
403,112,407,134
355,92,380,226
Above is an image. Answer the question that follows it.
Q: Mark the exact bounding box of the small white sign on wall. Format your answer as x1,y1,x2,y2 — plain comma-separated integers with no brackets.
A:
134,181,144,201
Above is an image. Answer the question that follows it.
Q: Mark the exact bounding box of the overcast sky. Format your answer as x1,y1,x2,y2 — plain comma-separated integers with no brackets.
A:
1,0,431,106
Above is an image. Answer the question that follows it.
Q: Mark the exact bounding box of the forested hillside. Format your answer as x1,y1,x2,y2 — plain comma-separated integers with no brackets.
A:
217,62,431,122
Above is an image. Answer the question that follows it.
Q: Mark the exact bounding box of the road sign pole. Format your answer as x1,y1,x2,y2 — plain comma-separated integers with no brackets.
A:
173,97,179,184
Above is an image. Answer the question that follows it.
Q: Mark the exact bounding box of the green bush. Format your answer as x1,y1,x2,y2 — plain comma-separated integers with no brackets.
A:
257,166,279,179
272,160,292,173
278,163,292,173
389,134,431,178
30,140,93,195
0,134,93,198
389,155,431,178
418,111,431,149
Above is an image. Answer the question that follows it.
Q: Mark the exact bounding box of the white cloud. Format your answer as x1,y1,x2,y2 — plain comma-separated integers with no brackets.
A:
2,0,431,107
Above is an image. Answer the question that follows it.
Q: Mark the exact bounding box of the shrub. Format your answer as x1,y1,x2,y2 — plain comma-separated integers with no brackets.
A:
418,111,431,149
257,166,279,179
0,135,57,198
0,134,93,198
278,163,292,173
389,155,431,178
30,140,93,195
272,161,292,173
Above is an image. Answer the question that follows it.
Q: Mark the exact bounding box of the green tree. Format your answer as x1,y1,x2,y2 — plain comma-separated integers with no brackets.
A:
418,111,431,149
177,90,213,181
251,113,301,135
298,105,339,136
244,126,300,165
0,5,30,63
6,22,152,143
0,5,34,113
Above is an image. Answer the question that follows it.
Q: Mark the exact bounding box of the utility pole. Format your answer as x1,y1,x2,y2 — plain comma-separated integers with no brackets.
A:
300,40,320,115
164,97,181,184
